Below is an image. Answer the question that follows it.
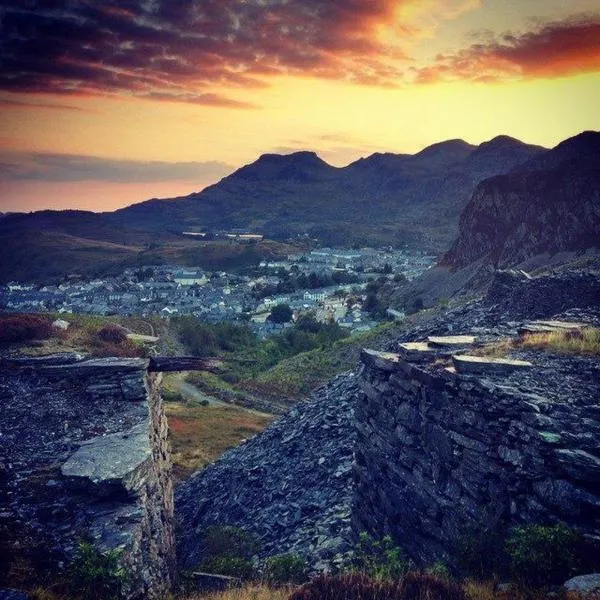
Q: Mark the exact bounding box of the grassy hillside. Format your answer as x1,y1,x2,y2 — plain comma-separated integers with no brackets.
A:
238,321,403,404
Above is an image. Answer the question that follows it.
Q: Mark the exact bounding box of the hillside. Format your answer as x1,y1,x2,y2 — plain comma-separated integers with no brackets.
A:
0,135,546,282
113,136,544,249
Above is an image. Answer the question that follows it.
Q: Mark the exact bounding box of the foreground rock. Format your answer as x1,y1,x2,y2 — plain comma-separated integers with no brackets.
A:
0,356,175,599
176,373,358,572
564,574,600,596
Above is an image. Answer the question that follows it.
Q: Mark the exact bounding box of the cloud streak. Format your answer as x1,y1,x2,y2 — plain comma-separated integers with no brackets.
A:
0,152,233,183
415,15,600,83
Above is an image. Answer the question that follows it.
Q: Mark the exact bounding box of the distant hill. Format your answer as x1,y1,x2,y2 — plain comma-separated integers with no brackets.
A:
110,135,544,248
0,134,550,281
443,131,600,268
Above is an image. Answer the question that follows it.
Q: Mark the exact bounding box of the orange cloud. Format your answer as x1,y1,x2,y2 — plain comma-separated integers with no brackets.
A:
415,15,600,83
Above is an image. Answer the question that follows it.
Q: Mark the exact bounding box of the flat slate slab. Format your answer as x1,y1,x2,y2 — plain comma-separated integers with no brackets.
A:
519,320,586,335
61,422,151,492
427,335,476,347
452,354,533,375
397,342,437,362
563,574,600,595
360,348,401,372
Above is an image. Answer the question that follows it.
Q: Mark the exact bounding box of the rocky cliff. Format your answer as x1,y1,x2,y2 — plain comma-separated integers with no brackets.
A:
0,355,175,599
444,131,600,269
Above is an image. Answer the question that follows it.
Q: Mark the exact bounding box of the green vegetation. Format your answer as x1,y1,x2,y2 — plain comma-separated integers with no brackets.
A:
350,533,409,581
69,541,128,600
505,524,584,587
264,554,308,586
196,526,261,581
269,303,293,323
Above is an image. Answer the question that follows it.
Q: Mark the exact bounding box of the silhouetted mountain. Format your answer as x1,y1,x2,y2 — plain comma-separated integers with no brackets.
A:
0,134,553,281
112,135,543,248
444,131,600,268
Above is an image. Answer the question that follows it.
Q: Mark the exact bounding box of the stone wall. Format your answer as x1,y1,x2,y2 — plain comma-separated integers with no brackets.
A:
353,347,600,566
0,355,175,598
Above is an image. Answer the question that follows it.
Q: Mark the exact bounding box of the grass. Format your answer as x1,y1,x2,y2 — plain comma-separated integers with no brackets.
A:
184,584,291,600
473,327,600,359
3,312,165,358
518,328,600,355
165,402,273,483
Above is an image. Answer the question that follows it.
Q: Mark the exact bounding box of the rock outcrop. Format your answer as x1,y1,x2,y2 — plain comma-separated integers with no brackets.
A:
174,271,600,571
443,131,600,269
0,356,175,599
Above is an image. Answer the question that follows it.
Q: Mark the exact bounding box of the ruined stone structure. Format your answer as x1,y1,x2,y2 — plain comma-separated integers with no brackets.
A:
354,342,600,566
0,354,175,599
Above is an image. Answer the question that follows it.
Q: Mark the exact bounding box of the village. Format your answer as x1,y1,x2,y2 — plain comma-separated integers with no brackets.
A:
0,247,436,337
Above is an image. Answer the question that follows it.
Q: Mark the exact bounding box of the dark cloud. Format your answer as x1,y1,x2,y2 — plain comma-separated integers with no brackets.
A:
0,152,233,183
415,15,600,83
0,0,409,104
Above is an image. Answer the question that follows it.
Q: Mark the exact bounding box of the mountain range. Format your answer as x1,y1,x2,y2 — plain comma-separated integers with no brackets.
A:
1,131,598,283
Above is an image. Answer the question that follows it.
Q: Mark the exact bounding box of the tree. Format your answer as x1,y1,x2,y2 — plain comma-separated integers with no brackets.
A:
269,303,293,323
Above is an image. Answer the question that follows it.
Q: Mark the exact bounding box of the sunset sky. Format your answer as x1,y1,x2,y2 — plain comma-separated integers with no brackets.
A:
0,0,599,213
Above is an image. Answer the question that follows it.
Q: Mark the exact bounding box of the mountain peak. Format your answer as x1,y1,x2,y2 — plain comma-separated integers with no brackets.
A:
230,150,334,183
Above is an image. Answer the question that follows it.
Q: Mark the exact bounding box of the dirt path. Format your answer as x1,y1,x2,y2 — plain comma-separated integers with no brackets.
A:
170,372,273,417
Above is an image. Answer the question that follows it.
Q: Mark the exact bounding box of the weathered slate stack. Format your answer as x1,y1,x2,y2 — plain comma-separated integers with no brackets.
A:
354,337,600,566
0,355,175,599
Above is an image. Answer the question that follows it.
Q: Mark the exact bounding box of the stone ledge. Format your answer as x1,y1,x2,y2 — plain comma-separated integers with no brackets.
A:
61,422,152,494
452,355,533,375
427,335,476,348
360,348,401,372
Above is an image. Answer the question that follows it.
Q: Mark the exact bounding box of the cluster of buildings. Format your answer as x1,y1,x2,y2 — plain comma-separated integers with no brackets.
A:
0,248,436,338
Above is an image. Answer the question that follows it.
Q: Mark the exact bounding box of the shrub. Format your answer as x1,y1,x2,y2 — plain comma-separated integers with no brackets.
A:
455,520,508,579
201,526,260,561
351,532,409,580
289,572,466,600
264,554,308,585
96,324,128,344
69,541,128,600
505,523,582,586
0,313,53,344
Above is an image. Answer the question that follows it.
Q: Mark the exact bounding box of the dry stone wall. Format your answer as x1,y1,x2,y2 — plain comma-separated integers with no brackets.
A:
0,354,175,599
353,346,600,567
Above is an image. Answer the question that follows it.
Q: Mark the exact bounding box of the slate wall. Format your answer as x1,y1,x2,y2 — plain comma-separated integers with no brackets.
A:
0,355,175,599
352,349,600,566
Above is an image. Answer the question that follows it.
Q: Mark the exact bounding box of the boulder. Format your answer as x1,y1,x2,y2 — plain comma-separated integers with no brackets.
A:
563,574,600,596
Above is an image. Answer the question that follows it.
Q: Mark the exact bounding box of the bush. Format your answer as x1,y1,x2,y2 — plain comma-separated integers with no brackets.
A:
69,541,128,600
0,313,53,344
455,520,507,579
505,523,583,586
351,532,408,580
96,324,128,344
201,525,260,561
289,572,466,600
264,554,308,585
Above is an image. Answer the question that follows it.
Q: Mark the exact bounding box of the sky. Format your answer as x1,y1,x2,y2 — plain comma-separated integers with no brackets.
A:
0,0,599,213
